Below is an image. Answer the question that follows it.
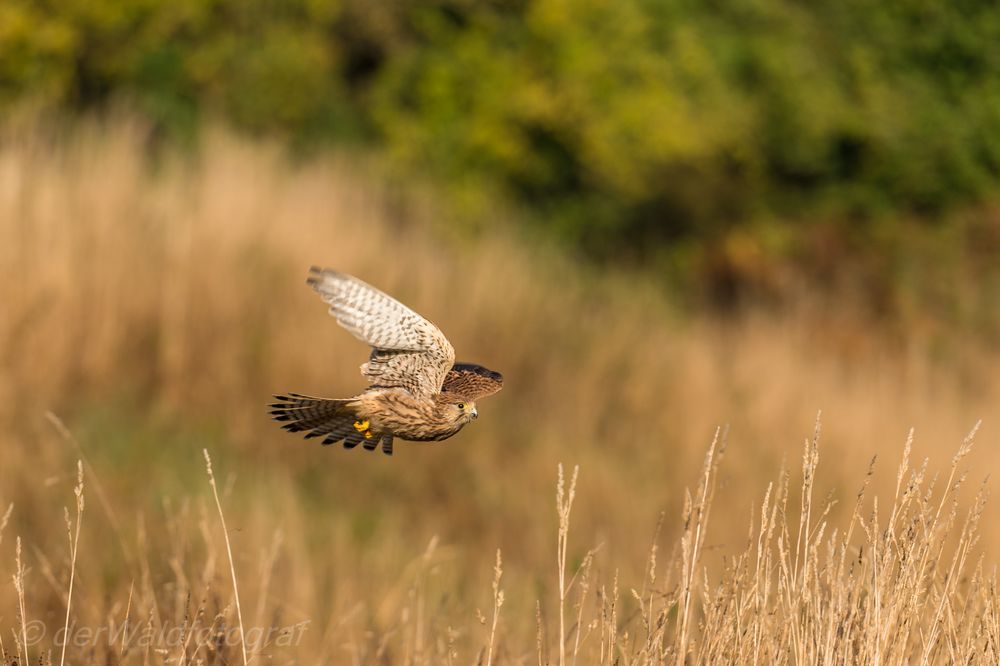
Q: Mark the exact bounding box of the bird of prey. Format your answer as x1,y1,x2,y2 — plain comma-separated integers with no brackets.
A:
270,267,503,455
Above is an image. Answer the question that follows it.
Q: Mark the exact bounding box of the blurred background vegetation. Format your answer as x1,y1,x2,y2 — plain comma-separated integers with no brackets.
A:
2,1,1000,661
2,124,997,661
4,0,1000,323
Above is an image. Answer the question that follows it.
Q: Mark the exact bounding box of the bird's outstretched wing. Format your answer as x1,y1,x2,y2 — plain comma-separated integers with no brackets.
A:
442,363,504,401
308,267,455,400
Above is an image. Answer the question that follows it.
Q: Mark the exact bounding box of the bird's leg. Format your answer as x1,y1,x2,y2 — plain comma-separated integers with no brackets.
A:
353,420,375,440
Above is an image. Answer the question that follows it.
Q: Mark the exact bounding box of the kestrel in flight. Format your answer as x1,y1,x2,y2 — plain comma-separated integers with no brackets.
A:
270,267,503,455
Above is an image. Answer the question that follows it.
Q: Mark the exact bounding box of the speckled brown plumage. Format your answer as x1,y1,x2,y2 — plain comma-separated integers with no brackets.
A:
270,268,503,455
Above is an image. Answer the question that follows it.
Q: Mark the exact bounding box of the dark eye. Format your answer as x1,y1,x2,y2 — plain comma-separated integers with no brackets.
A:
457,403,465,410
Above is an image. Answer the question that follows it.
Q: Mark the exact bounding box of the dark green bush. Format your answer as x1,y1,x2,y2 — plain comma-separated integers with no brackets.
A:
3,0,999,286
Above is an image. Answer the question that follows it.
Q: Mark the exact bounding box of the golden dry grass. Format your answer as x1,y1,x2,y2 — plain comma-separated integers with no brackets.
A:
1,119,999,663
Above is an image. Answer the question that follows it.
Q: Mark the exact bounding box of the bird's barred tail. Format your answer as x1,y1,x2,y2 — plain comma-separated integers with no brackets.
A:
269,394,394,455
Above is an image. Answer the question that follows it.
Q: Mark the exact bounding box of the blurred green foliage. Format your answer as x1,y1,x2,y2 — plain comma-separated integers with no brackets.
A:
3,0,1000,295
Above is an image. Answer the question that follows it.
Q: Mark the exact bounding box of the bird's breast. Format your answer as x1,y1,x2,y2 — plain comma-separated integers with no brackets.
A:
360,389,464,442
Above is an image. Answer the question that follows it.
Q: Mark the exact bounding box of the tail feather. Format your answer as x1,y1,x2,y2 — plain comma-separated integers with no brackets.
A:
270,394,348,432
271,394,379,452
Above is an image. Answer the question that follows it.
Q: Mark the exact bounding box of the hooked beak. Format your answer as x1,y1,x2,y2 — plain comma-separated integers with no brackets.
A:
470,407,478,419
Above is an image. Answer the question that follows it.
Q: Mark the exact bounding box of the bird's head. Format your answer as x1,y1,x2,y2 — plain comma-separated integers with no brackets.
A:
454,400,478,422
439,393,478,423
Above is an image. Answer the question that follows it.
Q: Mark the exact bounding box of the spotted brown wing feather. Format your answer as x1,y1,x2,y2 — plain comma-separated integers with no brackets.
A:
307,267,455,400
441,363,504,401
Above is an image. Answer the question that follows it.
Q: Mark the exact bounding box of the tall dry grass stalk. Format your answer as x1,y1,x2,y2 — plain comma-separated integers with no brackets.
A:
485,549,505,666
13,537,28,666
556,463,579,666
203,448,249,666
0,503,12,547
59,460,84,666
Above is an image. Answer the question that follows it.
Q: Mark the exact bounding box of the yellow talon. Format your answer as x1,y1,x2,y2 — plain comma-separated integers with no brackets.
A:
353,419,375,439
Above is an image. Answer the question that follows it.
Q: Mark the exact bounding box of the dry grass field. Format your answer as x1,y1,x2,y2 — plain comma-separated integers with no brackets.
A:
1,119,999,663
